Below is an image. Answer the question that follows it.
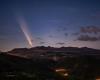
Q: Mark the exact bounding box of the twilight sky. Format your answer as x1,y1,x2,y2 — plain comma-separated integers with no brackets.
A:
0,0,100,51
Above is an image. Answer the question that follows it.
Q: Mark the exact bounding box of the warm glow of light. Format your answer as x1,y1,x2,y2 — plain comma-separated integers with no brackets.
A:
55,68,68,77
96,78,100,80
17,16,33,47
63,73,68,76
55,69,66,72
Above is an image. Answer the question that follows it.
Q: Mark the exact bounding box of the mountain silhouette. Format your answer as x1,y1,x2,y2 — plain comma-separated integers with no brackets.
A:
0,46,100,80
7,46,100,58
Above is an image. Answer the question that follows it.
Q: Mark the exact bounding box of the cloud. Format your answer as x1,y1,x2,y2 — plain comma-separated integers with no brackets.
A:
61,27,67,31
72,32,80,36
36,37,42,40
56,42,65,45
37,37,41,40
77,35,100,41
48,35,55,38
64,33,68,36
57,26,67,32
80,26,100,34
72,25,100,42
40,42,45,44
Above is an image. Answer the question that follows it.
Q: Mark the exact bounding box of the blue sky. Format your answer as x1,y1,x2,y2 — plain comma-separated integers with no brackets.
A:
0,0,100,51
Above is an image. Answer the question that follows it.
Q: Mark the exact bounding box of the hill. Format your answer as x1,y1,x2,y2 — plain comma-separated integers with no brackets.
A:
8,46,100,58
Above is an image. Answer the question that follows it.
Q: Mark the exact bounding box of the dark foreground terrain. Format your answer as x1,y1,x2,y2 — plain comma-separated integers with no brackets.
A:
0,47,100,80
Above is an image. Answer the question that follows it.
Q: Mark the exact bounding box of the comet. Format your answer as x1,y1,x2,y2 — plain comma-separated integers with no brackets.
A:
17,16,33,47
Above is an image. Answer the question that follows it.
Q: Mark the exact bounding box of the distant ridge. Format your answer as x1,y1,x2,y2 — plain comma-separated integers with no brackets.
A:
8,46,100,52
6,46,100,58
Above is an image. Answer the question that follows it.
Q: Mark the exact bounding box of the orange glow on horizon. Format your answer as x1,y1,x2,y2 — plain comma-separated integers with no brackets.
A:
55,68,66,72
55,68,69,77
96,78,100,80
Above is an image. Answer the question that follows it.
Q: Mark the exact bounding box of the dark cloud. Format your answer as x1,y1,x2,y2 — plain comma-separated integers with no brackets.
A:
56,42,65,45
73,26,100,42
40,42,45,44
72,32,80,36
48,35,55,38
80,26,100,34
61,27,67,31
57,26,67,32
64,33,68,36
77,35,100,41
36,37,42,40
